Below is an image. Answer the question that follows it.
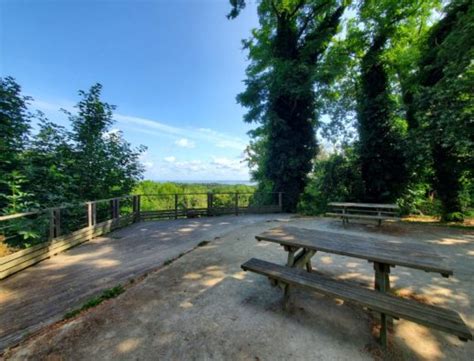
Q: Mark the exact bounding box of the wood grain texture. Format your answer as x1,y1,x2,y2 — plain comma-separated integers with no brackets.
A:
255,226,453,276
242,258,472,340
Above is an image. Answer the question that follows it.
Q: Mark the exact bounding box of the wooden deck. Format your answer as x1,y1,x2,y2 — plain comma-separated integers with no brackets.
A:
0,214,284,352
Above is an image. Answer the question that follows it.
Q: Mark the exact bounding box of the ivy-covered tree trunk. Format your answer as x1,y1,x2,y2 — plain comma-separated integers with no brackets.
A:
264,15,316,211
230,1,345,212
411,0,473,221
357,34,407,203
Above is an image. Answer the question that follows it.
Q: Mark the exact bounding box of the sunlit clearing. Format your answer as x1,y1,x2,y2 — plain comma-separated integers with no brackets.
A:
231,271,247,280
116,338,140,353
179,301,193,309
183,272,202,280
397,321,444,360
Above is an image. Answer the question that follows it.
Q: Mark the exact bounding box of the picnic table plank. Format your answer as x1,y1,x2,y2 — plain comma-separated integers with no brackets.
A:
328,202,398,209
255,226,453,276
242,258,472,341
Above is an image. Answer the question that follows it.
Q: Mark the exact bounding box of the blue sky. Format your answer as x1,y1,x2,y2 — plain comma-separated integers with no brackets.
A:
0,0,259,181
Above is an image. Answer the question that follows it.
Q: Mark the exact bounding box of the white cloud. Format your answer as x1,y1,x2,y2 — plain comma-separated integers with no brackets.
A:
164,156,176,163
174,138,195,148
211,156,247,172
29,97,252,180
31,98,248,151
139,151,154,169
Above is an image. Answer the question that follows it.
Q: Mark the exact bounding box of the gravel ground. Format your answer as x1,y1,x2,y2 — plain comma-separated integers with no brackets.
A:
3,216,473,360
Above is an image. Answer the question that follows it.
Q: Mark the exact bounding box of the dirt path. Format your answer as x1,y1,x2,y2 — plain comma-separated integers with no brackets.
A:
0,214,288,351
3,217,473,360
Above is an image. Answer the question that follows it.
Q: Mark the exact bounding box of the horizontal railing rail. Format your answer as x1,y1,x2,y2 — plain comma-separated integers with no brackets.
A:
0,192,283,279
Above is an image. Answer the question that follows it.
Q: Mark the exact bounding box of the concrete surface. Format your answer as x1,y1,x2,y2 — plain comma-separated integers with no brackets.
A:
2,217,474,360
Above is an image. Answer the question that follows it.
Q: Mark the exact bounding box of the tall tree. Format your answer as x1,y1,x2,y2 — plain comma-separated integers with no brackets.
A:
408,0,474,221
229,0,347,211
357,32,407,202
316,0,439,203
356,0,441,202
0,77,32,212
24,116,75,206
66,84,146,201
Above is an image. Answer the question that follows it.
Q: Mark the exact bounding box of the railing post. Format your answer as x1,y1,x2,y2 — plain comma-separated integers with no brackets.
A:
87,202,96,227
49,208,61,239
132,195,140,222
110,199,114,220
235,192,239,216
174,194,178,219
49,209,54,239
278,192,283,212
116,198,120,219
207,193,213,217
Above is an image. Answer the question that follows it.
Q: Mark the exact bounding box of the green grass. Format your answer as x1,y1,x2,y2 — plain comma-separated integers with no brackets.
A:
64,285,125,319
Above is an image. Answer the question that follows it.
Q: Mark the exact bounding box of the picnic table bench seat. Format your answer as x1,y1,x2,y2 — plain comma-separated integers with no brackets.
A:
242,258,472,342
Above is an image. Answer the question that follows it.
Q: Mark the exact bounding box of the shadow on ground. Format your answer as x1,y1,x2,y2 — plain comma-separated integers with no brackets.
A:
2,217,473,360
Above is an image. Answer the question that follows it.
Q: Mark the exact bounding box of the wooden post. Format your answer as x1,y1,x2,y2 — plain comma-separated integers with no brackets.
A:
282,246,297,310
137,195,141,221
374,262,391,347
87,202,96,227
174,194,178,219
207,193,212,217
208,193,214,217
49,208,61,239
116,198,120,219
49,209,55,240
235,192,239,216
110,199,114,220
132,196,140,222
278,192,283,212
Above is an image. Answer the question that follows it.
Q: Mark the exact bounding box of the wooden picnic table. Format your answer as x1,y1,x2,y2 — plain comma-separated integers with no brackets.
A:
328,202,398,209
245,226,471,347
256,225,453,284
327,202,400,226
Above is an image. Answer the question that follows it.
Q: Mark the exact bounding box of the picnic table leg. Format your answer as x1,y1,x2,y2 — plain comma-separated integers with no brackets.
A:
374,262,391,347
282,246,298,309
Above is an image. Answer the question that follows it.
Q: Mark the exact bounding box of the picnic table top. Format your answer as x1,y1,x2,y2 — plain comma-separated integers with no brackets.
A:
255,226,453,276
328,202,399,209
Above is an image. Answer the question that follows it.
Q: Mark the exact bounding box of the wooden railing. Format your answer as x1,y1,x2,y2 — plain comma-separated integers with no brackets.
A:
0,192,282,279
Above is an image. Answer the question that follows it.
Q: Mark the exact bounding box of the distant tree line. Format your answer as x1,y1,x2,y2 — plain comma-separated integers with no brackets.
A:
230,0,473,221
0,77,146,214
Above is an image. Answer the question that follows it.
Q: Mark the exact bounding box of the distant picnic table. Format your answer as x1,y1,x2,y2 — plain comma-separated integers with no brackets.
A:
327,202,400,226
242,225,472,348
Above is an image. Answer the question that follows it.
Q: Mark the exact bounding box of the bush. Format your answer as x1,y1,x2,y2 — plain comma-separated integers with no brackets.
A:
298,148,364,215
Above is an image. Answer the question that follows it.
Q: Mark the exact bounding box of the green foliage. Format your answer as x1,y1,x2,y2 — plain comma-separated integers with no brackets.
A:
230,0,347,211
66,84,146,201
298,147,364,214
0,79,147,248
396,182,441,216
134,181,259,211
0,77,31,211
407,0,474,221
64,285,124,319
357,31,408,202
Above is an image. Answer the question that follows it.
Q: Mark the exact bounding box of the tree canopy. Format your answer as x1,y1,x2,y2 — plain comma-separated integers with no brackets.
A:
231,0,473,221
0,78,146,214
